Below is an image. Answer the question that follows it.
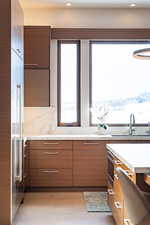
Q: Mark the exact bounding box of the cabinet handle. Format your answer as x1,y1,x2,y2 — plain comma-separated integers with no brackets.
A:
43,151,59,155
40,169,59,173
114,160,122,165
25,64,38,66
124,219,132,225
108,189,114,195
23,174,27,179
114,201,122,209
43,142,59,145
83,142,99,145
114,174,119,180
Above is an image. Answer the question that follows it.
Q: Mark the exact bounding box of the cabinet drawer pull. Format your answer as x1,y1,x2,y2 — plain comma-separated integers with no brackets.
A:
39,169,59,173
108,189,114,195
114,174,119,180
124,219,131,225
23,174,27,179
114,201,122,209
25,64,38,66
114,160,122,165
43,151,59,155
83,142,99,145
43,142,59,145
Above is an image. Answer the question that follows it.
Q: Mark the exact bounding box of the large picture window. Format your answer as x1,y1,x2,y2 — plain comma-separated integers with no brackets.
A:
90,41,150,125
57,40,80,126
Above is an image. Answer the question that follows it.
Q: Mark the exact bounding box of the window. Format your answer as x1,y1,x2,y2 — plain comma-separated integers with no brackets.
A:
57,40,80,126
90,41,150,125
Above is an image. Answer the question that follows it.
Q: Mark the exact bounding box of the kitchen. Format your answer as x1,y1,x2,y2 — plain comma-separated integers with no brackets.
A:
1,0,150,225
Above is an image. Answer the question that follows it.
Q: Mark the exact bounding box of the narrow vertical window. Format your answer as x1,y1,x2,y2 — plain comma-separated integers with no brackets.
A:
58,40,80,126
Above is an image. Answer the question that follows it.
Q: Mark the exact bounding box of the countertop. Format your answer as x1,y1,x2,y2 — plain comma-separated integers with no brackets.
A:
107,143,150,173
25,134,150,141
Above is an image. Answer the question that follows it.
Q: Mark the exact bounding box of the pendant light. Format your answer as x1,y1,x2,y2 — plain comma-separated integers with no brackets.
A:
133,48,150,59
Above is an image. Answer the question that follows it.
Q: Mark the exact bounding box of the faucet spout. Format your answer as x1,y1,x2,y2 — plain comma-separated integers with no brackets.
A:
129,113,135,135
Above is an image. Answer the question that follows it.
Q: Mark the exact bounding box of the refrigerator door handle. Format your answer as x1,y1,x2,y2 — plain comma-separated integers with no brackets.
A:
16,84,23,183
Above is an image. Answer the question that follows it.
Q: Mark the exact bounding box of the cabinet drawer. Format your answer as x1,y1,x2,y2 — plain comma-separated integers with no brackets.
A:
144,174,150,186
73,140,106,151
73,144,107,187
28,140,72,150
30,149,72,169
30,169,72,187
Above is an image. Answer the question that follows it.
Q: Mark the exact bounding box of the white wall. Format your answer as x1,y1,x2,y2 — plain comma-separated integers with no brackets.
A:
23,8,150,28
23,8,150,135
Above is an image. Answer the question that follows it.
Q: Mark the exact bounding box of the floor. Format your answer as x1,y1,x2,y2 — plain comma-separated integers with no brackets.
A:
15,192,115,225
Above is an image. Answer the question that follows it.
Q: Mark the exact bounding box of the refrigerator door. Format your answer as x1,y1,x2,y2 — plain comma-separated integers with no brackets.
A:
11,50,24,221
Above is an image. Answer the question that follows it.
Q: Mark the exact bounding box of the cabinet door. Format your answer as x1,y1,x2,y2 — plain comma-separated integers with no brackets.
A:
24,69,50,107
73,141,107,187
24,26,50,69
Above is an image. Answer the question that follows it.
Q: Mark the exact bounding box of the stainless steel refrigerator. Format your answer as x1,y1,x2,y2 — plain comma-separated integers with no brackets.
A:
11,48,24,222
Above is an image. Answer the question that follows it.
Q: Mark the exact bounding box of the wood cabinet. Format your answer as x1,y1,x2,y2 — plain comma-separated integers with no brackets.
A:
73,141,107,187
27,140,108,189
24,26,51,69
24,26,51,107
0,0,24,224
144,174,150,186
107,148,138,225
24,69,50,107
28,141,73,187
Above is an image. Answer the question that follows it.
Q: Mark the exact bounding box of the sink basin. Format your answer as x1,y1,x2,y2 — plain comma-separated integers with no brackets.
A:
112,134,150,137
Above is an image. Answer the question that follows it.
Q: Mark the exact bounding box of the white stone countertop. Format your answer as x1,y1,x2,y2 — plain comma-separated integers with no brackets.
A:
107,144,150,174
25,134,150,141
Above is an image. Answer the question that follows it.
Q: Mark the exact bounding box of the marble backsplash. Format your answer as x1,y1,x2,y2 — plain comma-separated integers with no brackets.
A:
24,107,56,135
24,107,150,136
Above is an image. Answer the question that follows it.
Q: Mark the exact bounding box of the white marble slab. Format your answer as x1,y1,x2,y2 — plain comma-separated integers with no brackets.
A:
107,144,150,174
25,134,150,141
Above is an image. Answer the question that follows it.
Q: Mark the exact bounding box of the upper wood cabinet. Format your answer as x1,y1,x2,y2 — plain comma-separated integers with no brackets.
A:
24,69,50,107
24,26,51,69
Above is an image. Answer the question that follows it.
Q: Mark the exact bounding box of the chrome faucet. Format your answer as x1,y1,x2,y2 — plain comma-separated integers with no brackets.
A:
129,113,135,135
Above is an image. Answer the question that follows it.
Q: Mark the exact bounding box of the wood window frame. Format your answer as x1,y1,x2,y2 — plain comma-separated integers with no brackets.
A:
57,40,81,127
89,40,150,127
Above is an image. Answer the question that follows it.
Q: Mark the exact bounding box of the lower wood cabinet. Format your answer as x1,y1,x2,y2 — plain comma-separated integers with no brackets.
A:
107,148,138,225
30,169,72,187
73,141,107,187
30,149,72,169
27,140,108,188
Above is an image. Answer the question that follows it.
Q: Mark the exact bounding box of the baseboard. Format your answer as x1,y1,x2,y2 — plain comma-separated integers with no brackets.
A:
26,186,107,192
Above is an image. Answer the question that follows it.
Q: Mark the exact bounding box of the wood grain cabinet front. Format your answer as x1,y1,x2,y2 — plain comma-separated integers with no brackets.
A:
28,141,73,188
24,69,50,107
73,141,107,187
30,169,72,187
28,140,72,150
30,149,72,169
24,26,51,69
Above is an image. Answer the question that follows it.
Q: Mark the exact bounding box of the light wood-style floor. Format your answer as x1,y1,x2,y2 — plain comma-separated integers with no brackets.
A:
15,192,115,225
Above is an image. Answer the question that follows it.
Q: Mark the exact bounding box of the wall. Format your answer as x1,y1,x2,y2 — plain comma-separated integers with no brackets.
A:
23,8,150,135
23,8,150,28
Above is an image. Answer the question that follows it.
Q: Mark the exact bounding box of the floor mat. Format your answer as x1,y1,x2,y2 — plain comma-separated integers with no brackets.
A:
83,192,111,212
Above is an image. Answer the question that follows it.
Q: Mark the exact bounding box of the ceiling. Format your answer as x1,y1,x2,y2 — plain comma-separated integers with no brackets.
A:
20,0,150,9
